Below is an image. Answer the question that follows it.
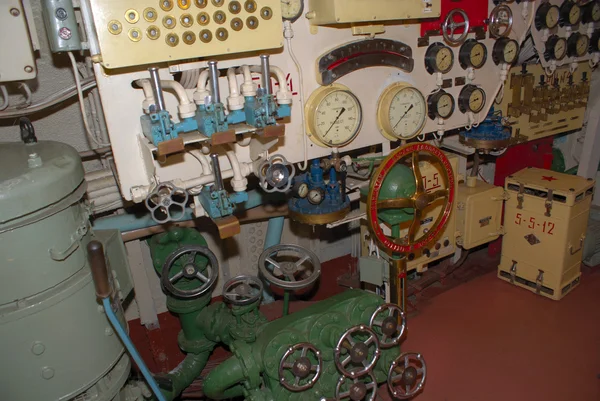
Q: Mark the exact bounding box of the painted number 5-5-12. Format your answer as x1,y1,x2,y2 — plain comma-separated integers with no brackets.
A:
514,213,555,235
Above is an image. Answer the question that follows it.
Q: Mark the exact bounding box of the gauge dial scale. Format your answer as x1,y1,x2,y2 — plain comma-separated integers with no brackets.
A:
459,39,488,69
427,90,455,120
567,32,590,57
280,0,303,22
376,82,428,140
545,35,567,61
559,0,582,26
582,1,600,24
535,3,560,30
458,85,486,114
425,43,455,74
492,37,519,65
305,84,363,148
307,188,324,205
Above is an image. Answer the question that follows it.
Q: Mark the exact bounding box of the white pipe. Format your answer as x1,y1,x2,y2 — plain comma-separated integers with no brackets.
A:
226,146,248,192
227,68,240,98
189,149,211,174
238,65,257,97
93,192,123,207
161,80,191,105
249,65,292,104
182,162,252,189
87,175,118,192
196,70,210,91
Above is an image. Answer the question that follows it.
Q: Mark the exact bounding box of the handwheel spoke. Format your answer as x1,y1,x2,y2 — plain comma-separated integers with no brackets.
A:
372,319,383,326
412,152,424,193
365,335,375,346
196,271,209,282
362,359,369,367
284,273,296,282
339,390,350,399
427,189,448,204
265,257,282,270
408,210,422,243
406,384,411,394
294,376,300,386
391,373,403,383
310,364,318,372
170,271,184,283
455,21,466,27
342,355,352,367
301,347,308,357
295,254,309,267
417,367,424,375
404,357,410,369
186,251,197,263
377,198,414,210
225,292,241,298
283,362,294,369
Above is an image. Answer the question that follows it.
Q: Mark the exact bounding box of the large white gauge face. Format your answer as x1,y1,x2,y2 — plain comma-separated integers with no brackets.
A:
504,40,519,63
313,90,362,147
280,0,303,21
387,87,427,139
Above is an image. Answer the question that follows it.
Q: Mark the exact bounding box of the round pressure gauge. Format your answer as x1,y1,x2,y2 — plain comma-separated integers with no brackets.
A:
559,0,581,26
280,0,303,22
305,84,363,148
425,43,454,74
567,32,590,57
492,37,519,65
427,90,455,120
591,30,600,53
535,3,560,30
582,1,600,24
293,181,309,198
376,82,427,140
459,39,487,69
458,85,486,114
307,188,325,205
545,35,567,61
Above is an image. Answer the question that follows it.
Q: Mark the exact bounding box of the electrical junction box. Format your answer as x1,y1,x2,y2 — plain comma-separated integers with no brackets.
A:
306,0,440,25
455,179,505,250
360,153,458,273
498,168,595,300
89,0,284,69
0,0,38,82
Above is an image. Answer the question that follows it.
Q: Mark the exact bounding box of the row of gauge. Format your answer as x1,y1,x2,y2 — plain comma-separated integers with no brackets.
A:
303,37,516,147
305,81,486,147
536,1,600,60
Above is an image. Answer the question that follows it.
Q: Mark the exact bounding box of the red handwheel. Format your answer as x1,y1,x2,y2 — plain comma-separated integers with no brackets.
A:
366,143,455,254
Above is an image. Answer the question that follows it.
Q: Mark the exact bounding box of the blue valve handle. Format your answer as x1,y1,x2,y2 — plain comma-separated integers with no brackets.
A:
87,241,167,401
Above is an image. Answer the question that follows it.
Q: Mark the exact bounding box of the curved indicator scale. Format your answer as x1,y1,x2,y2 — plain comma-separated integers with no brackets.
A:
317,39,414,85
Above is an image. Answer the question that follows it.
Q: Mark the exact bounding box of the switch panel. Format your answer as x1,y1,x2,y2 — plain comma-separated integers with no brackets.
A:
89,0,283,69
0,1,37,82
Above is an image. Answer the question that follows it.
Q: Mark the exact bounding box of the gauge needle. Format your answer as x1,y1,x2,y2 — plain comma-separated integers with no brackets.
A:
324,107,346,138
394,104,414,129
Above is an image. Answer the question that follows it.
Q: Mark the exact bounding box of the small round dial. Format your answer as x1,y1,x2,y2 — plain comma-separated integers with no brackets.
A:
376,83,427,140
559,1,581,26
567,32,590,57
492,37,519,65
294,182,308,198
307,188,324,205
305,85,363,148
582,1,600,24
458,85,486,114
535,3,560,30
425,43,454,74
545,35,567,61
459,39,488,69
280,0,303,22
591,30,600,53
427,90,455,120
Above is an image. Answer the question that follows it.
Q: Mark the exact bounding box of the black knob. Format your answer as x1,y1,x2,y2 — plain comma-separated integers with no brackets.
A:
443,239,450,247
423,248,431,257
19,117,37,144
408,253,415,261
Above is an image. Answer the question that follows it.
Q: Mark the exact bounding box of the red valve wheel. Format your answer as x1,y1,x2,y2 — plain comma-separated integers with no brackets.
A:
366,143,455,254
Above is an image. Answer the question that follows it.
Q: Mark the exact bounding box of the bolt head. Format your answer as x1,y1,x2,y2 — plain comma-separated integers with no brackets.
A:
59,27,72,40
10,8,20,16
41,367,55,380
31,342,46,355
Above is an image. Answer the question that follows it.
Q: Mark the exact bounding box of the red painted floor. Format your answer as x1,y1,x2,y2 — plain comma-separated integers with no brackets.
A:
390,268,600,401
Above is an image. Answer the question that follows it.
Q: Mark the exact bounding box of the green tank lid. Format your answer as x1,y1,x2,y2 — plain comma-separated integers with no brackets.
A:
0,141,84,224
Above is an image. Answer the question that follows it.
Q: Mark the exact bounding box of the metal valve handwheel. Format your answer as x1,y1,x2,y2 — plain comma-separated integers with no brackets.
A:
369,304,407,349
258,244,321,290
161,244,219,298
387,353,427,400
335,371,377,401
442,9,470,46
145,182,188,224
259,154,296,193
278,342,323,392
488,4,513,38
334,325,381,378
222,275,263,306
366,143,455,254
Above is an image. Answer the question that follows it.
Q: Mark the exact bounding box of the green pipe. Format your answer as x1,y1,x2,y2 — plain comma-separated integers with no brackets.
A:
162,351,213,401
392,224,400,239
283,290,290,316
202,356,247,400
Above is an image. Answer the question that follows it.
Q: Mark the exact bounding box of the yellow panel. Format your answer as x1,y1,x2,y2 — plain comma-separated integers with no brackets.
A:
90,0,283,69
306,0,440,25
498,62,590,142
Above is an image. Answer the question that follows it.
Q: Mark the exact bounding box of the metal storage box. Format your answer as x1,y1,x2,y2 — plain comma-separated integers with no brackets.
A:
498,168,595,300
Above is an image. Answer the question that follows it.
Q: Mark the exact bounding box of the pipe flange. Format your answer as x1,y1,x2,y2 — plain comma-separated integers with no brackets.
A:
334,325,381,378
387,352,427,399
258,244,321,290
278,342,323,392
369,304,407,349
145,182,188,224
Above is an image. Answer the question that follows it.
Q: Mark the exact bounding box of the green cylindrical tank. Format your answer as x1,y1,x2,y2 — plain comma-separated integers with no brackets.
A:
0,141,128,400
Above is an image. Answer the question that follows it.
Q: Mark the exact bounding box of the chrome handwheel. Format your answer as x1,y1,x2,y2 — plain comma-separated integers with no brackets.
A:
258,244,321,290
334,325,381,378
442,9,470,46
222,275,263,306
278,342,322,392
161,245,218,298
335,371,377,401
145,182,188,224
369,304,407,349
387,353,427,399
